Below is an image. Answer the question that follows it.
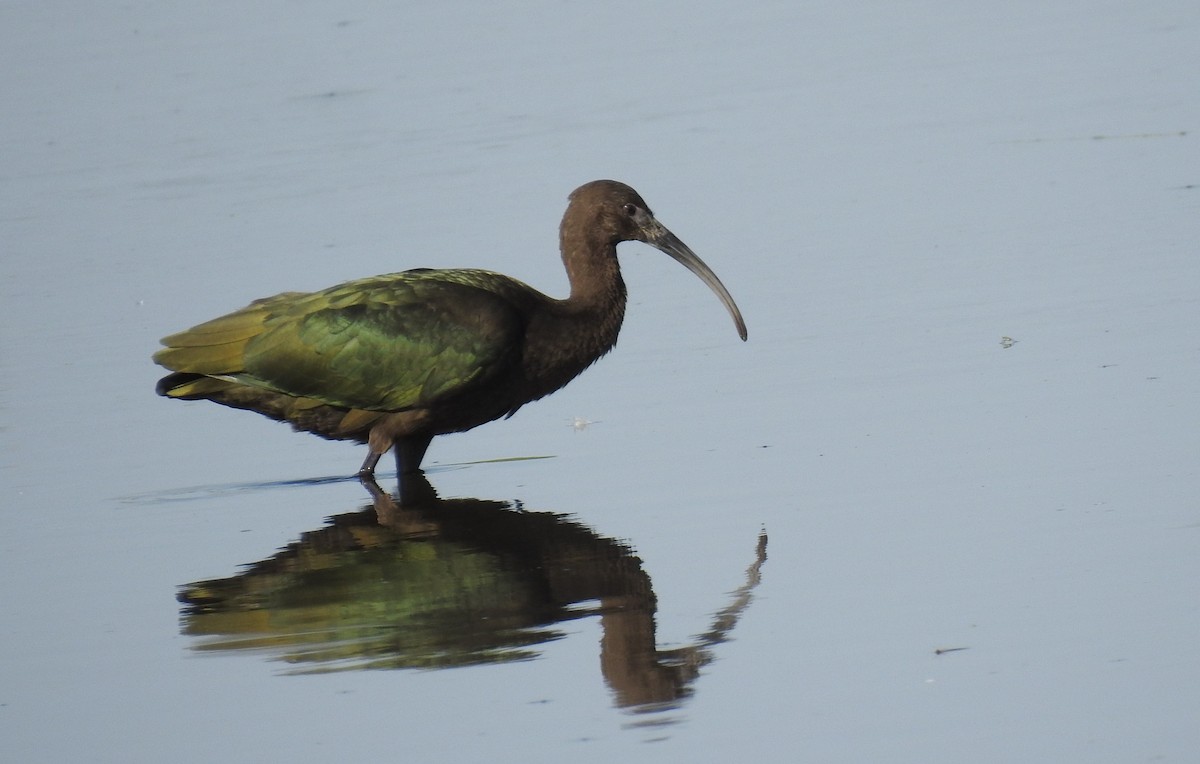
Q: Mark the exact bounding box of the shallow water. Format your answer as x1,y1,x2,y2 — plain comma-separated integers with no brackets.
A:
3,2,1199,761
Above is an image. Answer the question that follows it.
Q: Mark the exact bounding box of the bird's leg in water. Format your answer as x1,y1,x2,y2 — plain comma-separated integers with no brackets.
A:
394,434,433,476
393,435,434,507
358,471,439,525
357,451,437,511
357,450,382,478
357,433,429,483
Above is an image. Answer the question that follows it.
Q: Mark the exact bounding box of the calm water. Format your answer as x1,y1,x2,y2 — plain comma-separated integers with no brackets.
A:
3,2,1199,761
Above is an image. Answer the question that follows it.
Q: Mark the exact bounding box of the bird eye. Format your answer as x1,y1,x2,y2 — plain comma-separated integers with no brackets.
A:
622,203,638,217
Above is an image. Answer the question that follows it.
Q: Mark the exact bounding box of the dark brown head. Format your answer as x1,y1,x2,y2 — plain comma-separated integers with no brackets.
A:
562,180,748,341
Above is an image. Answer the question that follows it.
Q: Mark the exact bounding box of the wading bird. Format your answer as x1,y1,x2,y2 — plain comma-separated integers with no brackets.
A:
155,180,747,486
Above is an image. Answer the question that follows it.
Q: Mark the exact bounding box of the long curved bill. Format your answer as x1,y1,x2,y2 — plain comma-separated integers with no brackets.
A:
645,220,748,341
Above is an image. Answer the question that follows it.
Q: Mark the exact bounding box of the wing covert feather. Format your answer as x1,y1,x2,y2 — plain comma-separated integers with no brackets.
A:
237,276,525,411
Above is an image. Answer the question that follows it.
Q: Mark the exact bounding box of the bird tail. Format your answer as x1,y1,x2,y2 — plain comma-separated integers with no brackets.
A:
156,372,229,399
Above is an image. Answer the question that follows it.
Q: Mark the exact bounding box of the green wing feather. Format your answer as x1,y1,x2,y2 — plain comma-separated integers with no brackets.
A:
155,270,526,412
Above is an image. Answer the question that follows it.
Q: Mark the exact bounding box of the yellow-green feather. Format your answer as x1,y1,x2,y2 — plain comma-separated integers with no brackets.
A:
155,270,531,414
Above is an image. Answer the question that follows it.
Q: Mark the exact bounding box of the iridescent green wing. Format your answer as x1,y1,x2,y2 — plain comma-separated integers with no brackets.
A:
230,271,526,411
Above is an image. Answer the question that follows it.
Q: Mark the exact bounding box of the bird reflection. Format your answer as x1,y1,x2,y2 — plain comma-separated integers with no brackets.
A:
178,474,767,712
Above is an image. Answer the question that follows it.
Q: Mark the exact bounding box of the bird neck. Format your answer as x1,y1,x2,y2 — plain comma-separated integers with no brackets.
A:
559,230,627,353
516,228,627,394
560,227,626,310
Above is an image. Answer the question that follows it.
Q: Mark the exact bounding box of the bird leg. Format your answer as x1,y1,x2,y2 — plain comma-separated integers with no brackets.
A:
358,437,438,512
393,435,433,507
394,434,433,476
362,412,431,478
357,450,383,478
358,432,432,507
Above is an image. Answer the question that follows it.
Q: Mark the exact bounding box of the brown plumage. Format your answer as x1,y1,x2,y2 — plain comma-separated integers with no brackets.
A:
155,180,747,483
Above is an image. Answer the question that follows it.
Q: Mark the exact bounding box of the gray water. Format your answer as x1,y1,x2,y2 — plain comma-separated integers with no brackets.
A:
3,2,1199,761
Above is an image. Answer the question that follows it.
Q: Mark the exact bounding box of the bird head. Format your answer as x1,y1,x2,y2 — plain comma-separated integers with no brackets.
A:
565,180,748,341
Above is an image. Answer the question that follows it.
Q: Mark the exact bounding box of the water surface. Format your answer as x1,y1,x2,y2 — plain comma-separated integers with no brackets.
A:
3,2,1198,761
